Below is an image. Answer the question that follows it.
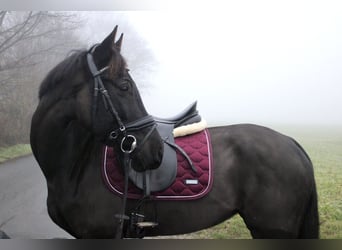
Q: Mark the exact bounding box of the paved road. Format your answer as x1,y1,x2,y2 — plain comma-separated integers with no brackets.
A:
0,155,72,239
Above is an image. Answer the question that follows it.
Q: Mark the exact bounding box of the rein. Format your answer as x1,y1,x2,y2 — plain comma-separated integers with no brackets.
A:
86,46,157,238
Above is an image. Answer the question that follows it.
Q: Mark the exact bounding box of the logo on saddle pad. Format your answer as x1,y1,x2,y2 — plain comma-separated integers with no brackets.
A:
102,129,213,200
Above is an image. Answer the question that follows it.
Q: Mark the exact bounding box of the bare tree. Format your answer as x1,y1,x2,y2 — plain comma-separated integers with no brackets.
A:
0,11,82,84
0,11,85,146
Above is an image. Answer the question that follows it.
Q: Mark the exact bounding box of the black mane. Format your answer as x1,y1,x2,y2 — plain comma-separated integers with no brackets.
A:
39,50,88,99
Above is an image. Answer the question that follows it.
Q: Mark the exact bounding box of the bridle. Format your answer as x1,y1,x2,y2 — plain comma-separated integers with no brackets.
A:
86,45,157,155
87,45,159,238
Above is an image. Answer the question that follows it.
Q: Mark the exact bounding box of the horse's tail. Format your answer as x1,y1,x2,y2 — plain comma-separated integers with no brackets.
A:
298,184,319,238
291,138,319,238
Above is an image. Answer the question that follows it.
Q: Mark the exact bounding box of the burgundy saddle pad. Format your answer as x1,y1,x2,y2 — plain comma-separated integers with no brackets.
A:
102,129,213,200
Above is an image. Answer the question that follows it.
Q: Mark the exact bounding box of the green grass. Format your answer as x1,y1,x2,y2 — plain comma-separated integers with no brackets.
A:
187,215,252,239
0,144,32,164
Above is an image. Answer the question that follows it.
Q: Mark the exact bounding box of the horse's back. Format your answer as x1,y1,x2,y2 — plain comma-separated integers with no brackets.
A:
209,123,313,176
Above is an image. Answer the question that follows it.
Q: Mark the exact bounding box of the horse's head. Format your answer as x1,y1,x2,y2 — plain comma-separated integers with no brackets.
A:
39,26,163,172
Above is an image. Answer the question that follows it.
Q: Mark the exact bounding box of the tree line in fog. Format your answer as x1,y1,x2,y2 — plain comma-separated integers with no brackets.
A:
0,11,84,146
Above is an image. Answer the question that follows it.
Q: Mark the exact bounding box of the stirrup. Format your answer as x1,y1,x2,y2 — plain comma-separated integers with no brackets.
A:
131,212,158,229
136,221,158,228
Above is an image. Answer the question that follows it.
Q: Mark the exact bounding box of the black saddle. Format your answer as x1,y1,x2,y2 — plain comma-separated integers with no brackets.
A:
154,101,201,127
128,101,201,195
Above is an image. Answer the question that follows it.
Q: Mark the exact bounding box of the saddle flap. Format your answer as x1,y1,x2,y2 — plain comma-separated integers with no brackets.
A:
128,142,177,192
128,121,178,193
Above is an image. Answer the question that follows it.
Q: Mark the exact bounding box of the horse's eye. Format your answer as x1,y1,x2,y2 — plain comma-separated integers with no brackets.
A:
118,81,130,91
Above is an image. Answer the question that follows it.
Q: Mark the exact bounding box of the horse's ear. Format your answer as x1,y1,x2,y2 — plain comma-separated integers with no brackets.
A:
93,26,118,66
99,25,118,51
115,33,123,52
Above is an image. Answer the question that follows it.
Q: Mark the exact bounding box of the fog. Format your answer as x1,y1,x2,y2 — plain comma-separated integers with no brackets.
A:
81,3,342,126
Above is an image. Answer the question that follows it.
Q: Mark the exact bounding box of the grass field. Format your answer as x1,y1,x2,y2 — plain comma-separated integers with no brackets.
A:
0,144,32,164
0,125,341,238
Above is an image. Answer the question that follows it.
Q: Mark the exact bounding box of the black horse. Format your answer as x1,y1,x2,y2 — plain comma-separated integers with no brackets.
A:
30,26,319,239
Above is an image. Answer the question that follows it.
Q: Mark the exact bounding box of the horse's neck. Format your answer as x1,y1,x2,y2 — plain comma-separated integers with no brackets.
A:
31,102,98,181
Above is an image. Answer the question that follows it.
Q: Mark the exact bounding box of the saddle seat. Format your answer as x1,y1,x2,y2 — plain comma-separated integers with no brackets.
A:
154,101,201,127
128,101,204,196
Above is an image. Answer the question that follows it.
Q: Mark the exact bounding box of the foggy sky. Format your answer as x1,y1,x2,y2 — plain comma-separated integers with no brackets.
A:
83,6,342,126
76,2,342,126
